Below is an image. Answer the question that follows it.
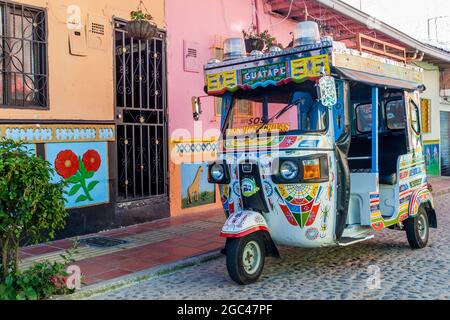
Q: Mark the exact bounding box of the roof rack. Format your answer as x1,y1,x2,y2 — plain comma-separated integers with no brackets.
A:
336,33,407,64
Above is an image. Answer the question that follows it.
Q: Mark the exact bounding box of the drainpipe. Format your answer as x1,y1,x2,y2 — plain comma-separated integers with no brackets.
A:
408,50,425,63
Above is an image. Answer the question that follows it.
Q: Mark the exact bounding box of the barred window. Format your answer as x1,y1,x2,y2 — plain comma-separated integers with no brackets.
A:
0,2,47,108
420,98,431,134
214,97,253,117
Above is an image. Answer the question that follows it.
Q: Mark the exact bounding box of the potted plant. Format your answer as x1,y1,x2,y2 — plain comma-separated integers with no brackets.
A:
259,30,278,50
126,1,158,41
243,27,265,53
242,26,277,53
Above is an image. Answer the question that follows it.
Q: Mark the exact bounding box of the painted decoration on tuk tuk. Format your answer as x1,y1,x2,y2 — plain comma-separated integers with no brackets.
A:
224,135,331,152
371,152,429,231
290,54,330,80
224,135,288,151
305,227,319,241
221,211,269,238
409,188,433,218
206,54,330,95
319,206,330,238
46,142,109,209
206,70,238,94
220,184,230,212
423,141,440,176
181,163,216,209
276,184,322,228
319,76,337,107
241,62,287,87
369,193,384,231
226,123,291,136
241,177,260,198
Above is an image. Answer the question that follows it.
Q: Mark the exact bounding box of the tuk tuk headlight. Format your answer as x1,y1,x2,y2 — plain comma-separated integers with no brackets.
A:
210,164,225,181
280,161,299,180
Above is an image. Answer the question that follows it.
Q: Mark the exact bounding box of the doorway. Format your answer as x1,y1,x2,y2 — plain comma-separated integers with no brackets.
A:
113,19,168,202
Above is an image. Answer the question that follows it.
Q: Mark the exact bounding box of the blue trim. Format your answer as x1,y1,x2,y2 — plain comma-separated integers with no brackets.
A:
371,87,379,173
248,80,283,90
333,80,345,140
221,93,232,129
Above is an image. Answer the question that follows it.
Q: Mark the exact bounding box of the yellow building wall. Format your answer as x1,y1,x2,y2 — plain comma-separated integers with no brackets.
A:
0,0,165,122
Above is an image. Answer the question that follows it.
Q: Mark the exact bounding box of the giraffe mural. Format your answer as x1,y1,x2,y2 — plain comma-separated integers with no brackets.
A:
181,163,216,209
187,166,204,204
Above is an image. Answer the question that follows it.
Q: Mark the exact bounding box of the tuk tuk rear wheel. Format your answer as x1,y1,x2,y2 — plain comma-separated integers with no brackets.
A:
226,233,265,285
405,206,429,249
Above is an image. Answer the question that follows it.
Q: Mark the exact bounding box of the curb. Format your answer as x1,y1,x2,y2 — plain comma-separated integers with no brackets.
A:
57,249,223,300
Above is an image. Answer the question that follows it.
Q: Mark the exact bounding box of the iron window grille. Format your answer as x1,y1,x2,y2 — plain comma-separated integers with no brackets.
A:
0,1,48,108
114,19,168,202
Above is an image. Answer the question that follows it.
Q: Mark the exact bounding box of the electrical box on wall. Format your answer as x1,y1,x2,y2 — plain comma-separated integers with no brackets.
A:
69,28,88,56
87,15,108,51
183,40,200,73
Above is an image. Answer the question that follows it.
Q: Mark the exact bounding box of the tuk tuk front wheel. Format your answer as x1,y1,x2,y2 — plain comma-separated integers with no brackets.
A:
226,233,266,285
404,207,429,249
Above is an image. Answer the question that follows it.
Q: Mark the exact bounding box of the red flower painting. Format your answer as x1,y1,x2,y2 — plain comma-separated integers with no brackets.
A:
55,150,79,179
54,149,102,203
82,150,101,172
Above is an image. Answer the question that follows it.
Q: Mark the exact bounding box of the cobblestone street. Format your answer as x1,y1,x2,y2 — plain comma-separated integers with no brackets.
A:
94,195,450,300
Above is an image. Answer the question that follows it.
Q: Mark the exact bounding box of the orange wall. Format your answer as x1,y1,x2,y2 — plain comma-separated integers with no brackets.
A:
169,139,222,216
0,0,165,122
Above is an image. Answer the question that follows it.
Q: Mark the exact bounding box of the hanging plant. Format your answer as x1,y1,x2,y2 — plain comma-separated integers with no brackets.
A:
242,25,264,53
242,25,277,53
126,1,158,41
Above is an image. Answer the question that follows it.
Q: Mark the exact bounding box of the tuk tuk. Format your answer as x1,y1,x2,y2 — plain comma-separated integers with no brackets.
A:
196,25,437,285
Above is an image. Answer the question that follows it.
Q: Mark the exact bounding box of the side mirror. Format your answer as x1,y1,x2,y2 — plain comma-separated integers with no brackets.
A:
318,76,337,107
192,96,202,121
417,84,426,93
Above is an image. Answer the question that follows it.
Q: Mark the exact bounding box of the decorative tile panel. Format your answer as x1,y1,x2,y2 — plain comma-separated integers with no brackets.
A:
0,125,115,143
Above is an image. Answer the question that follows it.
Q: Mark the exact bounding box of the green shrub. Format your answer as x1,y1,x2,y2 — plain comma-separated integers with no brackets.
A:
0,139,68,279
0,245,79,300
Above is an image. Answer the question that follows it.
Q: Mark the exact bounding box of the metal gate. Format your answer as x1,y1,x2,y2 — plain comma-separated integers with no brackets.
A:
114,19,168,202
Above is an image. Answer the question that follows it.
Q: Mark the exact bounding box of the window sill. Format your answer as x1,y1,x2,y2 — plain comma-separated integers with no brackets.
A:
0,105,49,111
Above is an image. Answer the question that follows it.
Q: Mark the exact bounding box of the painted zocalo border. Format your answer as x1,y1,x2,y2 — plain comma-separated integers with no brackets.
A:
0,124,115,143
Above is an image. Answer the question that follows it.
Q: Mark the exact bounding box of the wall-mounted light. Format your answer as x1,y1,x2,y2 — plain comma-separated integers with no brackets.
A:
191,96,202,121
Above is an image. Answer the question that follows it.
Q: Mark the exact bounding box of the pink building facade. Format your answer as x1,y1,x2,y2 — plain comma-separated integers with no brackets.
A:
165,0,297,216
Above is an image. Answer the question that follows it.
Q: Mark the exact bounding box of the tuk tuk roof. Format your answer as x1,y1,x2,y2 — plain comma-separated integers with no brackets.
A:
204,40,424,96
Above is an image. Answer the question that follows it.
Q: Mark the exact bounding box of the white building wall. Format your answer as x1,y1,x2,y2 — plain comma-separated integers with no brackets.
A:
416,62,441,142
414,61,450,176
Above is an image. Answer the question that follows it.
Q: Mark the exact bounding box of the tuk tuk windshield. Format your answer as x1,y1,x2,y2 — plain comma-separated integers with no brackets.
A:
224,89,328,137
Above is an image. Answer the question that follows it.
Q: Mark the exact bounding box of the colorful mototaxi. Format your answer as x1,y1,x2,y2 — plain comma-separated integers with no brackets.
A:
199,34,437,284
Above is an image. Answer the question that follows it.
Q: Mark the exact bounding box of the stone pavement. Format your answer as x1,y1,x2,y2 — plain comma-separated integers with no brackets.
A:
19,176,450,296
429,176,450,197
20,209,225,286
94,194,450,300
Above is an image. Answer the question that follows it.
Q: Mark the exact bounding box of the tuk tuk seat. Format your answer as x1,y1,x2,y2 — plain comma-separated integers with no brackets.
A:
379,173,397,185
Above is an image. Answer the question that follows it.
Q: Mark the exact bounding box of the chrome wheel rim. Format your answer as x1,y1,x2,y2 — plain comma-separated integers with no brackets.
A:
242,241,261,275
417,214,428,240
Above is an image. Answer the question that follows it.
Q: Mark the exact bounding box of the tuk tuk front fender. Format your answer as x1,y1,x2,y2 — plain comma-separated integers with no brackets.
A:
220,211,269,238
